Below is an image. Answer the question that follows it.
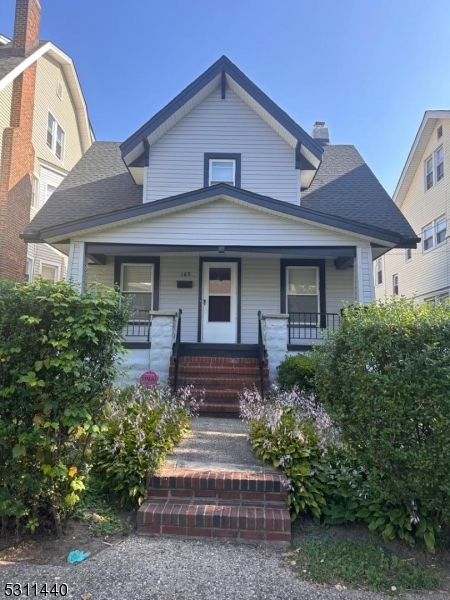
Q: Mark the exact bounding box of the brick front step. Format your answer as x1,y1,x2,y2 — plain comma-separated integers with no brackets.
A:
169,365,269,377
175,377,270,391
147,489,286,507
137,503,290,543
148,469,286,493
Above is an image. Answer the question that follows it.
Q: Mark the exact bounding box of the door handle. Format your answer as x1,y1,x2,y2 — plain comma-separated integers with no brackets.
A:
203,299,206,305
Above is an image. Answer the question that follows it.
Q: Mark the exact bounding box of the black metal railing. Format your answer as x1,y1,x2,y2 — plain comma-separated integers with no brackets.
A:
124,309,151,341
257,310,266,399
172,309,182,392
288,312,340,343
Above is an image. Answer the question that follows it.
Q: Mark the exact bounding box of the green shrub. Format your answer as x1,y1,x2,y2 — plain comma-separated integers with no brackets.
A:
277,354,316,391
314,298,450,549
93,384,200,509
0,279,128,536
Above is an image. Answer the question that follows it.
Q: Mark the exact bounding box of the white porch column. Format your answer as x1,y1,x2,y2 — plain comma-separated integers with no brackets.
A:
262,313,289,384
149,311,177,384
355,246,375,304
66,241,86,291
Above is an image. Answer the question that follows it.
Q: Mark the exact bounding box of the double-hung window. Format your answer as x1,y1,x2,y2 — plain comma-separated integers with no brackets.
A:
46,112,65,162
423,216,446,252
121,264,154,316
405,248,412,262
424,146,444,190
287,267,319,324
376,258,383,285
423,223,434,251
436,216,447,245
40,262,60,281
392,274,399,296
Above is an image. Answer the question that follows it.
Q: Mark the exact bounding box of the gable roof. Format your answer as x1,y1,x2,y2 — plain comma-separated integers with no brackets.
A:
120,55,323,169
22,142,418,247
393,110,450,207
0,40,94,152
302,145,417,239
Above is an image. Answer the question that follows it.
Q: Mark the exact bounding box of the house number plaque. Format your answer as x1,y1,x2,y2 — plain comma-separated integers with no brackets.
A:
180,271,191,277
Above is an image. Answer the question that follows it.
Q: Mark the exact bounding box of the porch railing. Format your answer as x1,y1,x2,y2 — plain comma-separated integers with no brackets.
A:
124,309,151,341
288,312,340,343
172,309,182,392
257,310,266,399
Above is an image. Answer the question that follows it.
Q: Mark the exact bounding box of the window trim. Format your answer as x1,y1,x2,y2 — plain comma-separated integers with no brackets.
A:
392,273,399,296
280,259,326,328
203,153,241,187
114,256,160,310
39,260,60,282
46,110,65,163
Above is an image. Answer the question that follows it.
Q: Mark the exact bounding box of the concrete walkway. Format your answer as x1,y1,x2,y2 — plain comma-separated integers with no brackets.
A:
165,417,271,473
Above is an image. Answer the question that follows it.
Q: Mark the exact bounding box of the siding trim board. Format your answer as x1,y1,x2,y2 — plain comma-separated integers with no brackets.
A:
120,55,323,163
113,256,161,310
197,257,242,344
25,184,417,246
280,259,327,328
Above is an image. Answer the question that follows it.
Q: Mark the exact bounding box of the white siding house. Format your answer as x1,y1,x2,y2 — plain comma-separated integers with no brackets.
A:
375,113,449,303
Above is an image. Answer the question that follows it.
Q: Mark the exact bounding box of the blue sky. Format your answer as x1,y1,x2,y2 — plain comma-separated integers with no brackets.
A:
1,0,449,194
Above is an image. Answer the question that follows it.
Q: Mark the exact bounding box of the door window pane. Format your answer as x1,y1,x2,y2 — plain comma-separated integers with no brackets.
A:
209,296,231,322
209,267,231,294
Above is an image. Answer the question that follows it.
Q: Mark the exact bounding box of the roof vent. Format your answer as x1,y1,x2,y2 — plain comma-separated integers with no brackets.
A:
312,121,330,145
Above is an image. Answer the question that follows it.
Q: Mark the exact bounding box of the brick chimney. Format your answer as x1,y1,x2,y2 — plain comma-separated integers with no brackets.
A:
0,0,40,281
312,121,330,146
13,0,41,55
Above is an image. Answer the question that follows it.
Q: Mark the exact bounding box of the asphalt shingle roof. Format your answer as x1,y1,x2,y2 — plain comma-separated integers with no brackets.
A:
24,142,417,243
0,41,48,82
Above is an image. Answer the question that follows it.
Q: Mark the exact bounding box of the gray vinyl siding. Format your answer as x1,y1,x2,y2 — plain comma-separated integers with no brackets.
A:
32,55,84,172
359,247,374,303
78,199,361,246
146,87,299,204
85,254,355,345
0,80,13,168
27,242,67,281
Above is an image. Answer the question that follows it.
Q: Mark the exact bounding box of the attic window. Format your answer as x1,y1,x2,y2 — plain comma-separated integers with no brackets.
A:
204,153,241,187
56,80,63,100
437,125,443,139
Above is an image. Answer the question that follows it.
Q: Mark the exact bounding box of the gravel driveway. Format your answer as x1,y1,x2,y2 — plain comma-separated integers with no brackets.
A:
1,534,447,600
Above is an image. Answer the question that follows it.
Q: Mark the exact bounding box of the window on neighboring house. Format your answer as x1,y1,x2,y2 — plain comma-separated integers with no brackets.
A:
393,274,399,296
425,155,434,190
40,262,59,281
209,160,235,185
423,217,447,251
31,176,39,209
436,216,447,245
437,125,443,139
121,264,153,316
423,223,435,251
45,184,56,203
46,112,65,162
376,258,383,285
286,267,319,324
424,146,445,190
25,258,33,283
405,248,412,262
436,146,444,182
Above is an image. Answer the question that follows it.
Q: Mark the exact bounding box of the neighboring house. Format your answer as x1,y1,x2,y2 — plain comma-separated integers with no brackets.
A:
23,56,418,413
375,111,449,303
0,0,93,282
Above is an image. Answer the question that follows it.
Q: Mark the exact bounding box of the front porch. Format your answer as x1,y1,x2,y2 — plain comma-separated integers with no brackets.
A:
67,242,375,398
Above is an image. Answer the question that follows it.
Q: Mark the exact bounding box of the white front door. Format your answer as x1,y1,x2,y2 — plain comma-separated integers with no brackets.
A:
202,262,238,343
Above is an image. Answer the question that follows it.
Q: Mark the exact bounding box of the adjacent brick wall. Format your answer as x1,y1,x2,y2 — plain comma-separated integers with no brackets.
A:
0,0,40,281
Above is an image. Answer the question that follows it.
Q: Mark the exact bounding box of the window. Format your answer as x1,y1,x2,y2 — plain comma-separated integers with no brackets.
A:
204,153,241,187
423,223,434,251
393,274,399,296
436,216,447,245
437,125,443,139
376,258,383,285
40,262,59,281
25,258,33,283
286,267,319,323
56,80,63,100
423,217,446,251
31,176,39,209
46,112,65,162
424,146,444,190
436,146,444,182
121,264,153,315
405,248,412,262
45,184,56,203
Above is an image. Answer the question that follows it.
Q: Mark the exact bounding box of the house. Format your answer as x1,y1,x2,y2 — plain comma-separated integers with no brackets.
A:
0,0,93,283
375,111,448,303
22,56,418,414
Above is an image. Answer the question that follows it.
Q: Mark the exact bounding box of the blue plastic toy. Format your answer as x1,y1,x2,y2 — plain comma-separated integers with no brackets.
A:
67,550,91,564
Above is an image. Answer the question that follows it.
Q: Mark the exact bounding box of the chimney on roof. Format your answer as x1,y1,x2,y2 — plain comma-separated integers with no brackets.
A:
312,121,330,145
12,0,41,55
